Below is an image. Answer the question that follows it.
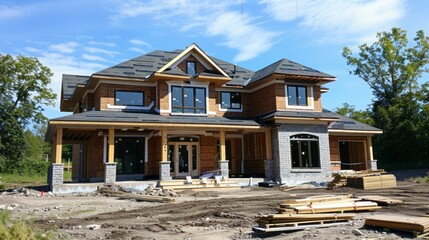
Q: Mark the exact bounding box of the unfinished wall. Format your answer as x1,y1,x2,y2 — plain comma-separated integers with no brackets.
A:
243,132,266,177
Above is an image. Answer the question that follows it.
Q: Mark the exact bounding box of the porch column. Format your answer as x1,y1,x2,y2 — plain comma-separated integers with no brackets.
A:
48,128,64,192
264,128,275,181
219,130,229,179
159,129,171,181
105,128,117,184
367,136,377,170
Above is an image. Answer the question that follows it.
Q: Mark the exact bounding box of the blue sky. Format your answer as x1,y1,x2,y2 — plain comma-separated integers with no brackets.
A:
1,0,428,119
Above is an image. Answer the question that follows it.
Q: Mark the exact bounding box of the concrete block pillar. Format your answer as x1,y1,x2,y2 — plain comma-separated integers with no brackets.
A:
105,162,117,184
368,159,378,170
160,161,172,181
48,163,64,191
264,159,275,181
220,160,229,179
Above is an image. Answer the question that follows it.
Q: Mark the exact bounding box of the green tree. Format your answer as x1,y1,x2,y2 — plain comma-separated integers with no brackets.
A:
342,28,429,169
334,103,374,125
0,54,56,173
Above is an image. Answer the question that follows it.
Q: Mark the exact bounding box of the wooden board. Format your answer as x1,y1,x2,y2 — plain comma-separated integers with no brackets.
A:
253,222,349,233
282,194,352,205
365,215,429,233
347,174,396,190
291,201,380,214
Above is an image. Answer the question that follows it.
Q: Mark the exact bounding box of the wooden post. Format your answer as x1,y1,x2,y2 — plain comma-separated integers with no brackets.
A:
53,128,63,164
108,128,115,163
161,129,168,162
265,128,272,160
367,136,374,160
220,130,226,160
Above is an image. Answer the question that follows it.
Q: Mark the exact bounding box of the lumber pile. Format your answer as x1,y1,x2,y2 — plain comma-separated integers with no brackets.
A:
365,214,429,235
98,187,175,203
277,194,380,214
328,170,397,190
254,213,355,232
254,194,380,233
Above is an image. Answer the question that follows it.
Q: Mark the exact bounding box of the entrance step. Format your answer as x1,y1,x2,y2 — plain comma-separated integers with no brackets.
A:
159,179,241,191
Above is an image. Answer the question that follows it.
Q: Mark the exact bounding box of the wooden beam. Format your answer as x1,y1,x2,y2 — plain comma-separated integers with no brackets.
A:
220,130,226,161
108,128,115,163
265,128,272,160
161,129,168,162
367,136,374,160
53,128,63,164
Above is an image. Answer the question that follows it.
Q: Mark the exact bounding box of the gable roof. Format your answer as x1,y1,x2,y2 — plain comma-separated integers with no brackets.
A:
249,58,336,85
157,43,230,78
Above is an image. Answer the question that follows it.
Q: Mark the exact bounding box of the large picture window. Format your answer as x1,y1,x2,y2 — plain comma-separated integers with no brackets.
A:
290,134,320,169
115,91,144,106
287,85,307,106
172,86,206,114
220,92,241,109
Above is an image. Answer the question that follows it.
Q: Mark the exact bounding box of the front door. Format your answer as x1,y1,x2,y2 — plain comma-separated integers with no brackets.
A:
168,142,199,177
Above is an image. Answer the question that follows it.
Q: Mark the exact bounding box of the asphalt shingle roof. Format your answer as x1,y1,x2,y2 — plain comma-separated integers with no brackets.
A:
51,110,261,126
62,74,90,99
324,109,382,132
249,58,335,85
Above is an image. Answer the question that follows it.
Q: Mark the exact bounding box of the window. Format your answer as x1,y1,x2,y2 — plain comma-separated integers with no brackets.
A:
220,92,241,109
172,86,206,114
115,91,144,106
290,134,320,169
187,61,196,76
287,85,307,106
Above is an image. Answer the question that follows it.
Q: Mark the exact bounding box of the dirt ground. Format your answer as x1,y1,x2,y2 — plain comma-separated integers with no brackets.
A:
1,180,429,240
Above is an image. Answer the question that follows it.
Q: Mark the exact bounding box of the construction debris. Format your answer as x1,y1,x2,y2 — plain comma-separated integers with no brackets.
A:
328,170,397,189
365,214,429,236
98,185,176,203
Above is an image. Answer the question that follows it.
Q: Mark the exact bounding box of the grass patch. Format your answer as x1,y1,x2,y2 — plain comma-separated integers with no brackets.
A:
409,176,429,183
0,168,72,190
0,210,58,240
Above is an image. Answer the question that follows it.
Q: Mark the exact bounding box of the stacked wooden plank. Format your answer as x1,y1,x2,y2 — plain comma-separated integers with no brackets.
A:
365,214,429,234
328,170,397,190
277,194,380,214
254,213,355,232
254,194,380,233
159,178,240,191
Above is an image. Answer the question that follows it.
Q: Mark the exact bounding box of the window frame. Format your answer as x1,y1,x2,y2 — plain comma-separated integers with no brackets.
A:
171,85,207,114
186,61,197,76
290,134,321,169
285,85,314,110
114,90,145,106
220,91,242,111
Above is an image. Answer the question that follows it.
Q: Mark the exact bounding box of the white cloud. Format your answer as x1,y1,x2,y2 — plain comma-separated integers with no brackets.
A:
0,4,33,21
129,39,151,48
88,41,116,47
261,0,406,45
83,47,119,56
128,47,146,54
112,0,277,62
49,42,79,54
24,47,41,53
82,54,110,62
206,12,278,62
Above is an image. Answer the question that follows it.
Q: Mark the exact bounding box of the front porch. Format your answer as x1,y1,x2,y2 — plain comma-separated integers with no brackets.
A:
46,112,270,192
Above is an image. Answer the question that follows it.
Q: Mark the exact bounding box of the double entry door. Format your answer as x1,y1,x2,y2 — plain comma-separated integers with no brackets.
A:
168,142,199,177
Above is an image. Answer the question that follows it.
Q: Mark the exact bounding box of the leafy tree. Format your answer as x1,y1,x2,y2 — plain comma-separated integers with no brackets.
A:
335,103,374,125
0,54,56,173
342,28,429,169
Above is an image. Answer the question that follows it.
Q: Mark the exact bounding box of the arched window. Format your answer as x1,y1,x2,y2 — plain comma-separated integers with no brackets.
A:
290,134,320,169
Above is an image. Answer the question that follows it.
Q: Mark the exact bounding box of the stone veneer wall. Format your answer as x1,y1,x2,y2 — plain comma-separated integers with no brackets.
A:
272,124,332,185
